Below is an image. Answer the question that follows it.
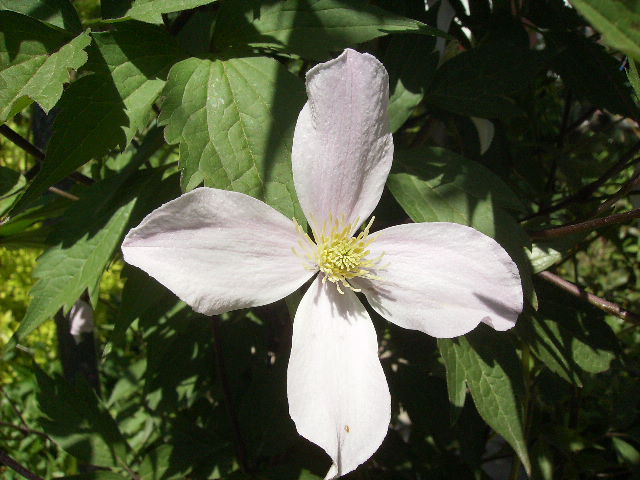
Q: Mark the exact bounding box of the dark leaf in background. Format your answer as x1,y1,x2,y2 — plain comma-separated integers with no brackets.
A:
212,0,446,59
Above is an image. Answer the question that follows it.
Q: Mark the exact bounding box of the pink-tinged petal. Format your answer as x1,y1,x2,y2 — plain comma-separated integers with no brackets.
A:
292,49,393,236
354,223,523,338
287,277,390,479
122,188,315,315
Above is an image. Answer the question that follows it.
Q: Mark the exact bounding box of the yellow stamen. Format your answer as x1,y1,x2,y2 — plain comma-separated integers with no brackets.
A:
313,214,383,294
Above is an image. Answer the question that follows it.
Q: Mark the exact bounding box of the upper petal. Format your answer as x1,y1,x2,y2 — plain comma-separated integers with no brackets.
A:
292,49,393,236
287,277,391,479
353,222,523,338
122,188,315,315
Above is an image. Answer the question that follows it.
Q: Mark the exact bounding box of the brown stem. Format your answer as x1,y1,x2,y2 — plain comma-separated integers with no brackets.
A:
538,271,640,325
0,449,44,480
0,386,28,428
529,208,640,240
211,317,249,473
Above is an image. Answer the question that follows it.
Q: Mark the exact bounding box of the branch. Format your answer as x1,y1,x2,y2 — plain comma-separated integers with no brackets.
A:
0,124,92,185
0,449,44,480
538,271,640,325
529,208,640,240
211,317,249,473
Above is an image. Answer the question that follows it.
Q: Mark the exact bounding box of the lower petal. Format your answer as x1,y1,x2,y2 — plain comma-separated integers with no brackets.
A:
354,222,523,338
287,277,390,478
122,187,315,315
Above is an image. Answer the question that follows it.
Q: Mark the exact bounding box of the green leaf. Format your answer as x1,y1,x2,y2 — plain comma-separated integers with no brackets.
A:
159,55,305,220
124,0,216,23
380,35,438,132
526,279,619,376
60,474,129,480
212,0,446,59
388,147,528,214
628,58,640,101
9,169,157,346
0,166,25,216
0,0,82,32
437,339,467,422
35,369,130,467
570,0,640,62
547,31,639,118
11,23,183,213
425,43,545,118
438,327,530,474
0,12,91,122
387,147,534,305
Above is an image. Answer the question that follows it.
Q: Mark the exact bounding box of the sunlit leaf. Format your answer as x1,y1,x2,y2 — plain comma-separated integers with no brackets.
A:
159,55,305,220
0,12,90,122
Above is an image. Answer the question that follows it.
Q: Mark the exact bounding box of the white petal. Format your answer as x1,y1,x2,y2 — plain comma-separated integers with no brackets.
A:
122,188,315,315
353,223,523,338
69,299,94,338
287,277,390,478
292,49,393,236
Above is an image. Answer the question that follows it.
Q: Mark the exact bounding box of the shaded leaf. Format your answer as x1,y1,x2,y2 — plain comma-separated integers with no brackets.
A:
425,43,545,118
159,55,305,220
11,23,182,213
0,0,82,32
525,279,619,377
10,169,159,346
0,166,25,216
0,12,91,122
380,35,438,132
439,326,530,474
547,31,639,118
213,0,446,59
124,0,216,23
35,369,130,467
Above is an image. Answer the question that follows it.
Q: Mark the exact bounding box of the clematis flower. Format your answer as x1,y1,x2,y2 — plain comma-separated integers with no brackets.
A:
122,49,523,479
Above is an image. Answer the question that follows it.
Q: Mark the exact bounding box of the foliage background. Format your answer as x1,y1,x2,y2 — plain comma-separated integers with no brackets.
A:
1,0,640,479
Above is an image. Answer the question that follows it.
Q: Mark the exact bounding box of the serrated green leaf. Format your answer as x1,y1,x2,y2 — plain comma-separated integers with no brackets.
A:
547,31,639,118
11,23,183,213
159,55,305,220
380,35,438,132
125,0,216,23
9,169,157,346
387,147,534,305
438,327,530,474
0,0,82,32
35,369,130,467
0,12,91,122
426,43,545,118
213,0,446,59
570,0,640,62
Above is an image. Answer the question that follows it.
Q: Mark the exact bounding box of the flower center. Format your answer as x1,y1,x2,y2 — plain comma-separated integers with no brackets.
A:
315,216,382,294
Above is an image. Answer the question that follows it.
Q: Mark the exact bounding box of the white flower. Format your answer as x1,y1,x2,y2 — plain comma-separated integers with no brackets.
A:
122,49,523,479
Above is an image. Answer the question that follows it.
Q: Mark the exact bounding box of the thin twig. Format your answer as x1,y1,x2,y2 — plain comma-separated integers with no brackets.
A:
211,317,249,473
596,172,640,213
0,449,44,480
0,421,49,439
529,208,640,240
538,271,640,325
0,124,92,185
